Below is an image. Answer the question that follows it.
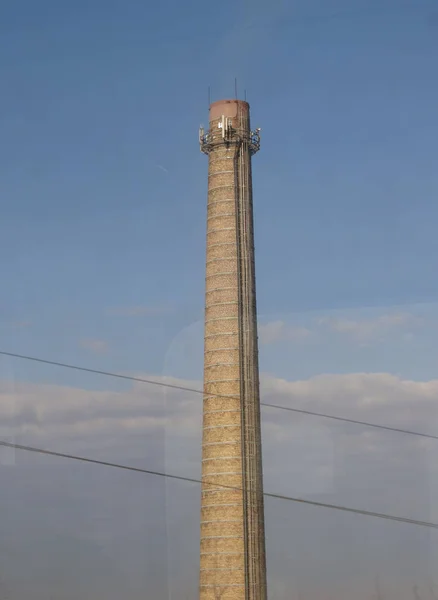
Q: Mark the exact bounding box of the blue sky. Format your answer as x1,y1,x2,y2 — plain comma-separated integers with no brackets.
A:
2,0,438,384
2,2,438,598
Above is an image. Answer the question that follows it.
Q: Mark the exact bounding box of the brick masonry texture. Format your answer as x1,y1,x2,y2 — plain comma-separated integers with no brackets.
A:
199,100,267,600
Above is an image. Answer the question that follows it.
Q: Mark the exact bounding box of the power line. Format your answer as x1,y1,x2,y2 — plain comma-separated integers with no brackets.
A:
1,350,437,441
261,402,438,441
1,438,437,530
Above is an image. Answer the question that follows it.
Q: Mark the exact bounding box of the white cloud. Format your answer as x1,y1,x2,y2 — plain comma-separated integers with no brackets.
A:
257,310,423,347
260,371,438,433
1,370,438,504
317,311,421,342
2,370,437,454
258,320,311,345
0,373,199,448
80,339,109,354
1,370,437,598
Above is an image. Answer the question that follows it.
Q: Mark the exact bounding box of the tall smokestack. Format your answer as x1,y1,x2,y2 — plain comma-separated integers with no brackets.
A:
199,99,267,600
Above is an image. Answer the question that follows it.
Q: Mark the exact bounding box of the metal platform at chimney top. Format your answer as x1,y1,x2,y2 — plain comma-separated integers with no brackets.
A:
199,122,261,156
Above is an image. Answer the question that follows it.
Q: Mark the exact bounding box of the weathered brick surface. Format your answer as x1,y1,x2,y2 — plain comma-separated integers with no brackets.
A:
200,100,267,600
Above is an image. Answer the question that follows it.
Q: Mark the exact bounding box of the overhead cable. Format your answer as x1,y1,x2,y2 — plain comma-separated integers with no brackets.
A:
1,350,436,441
1,438,437,530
